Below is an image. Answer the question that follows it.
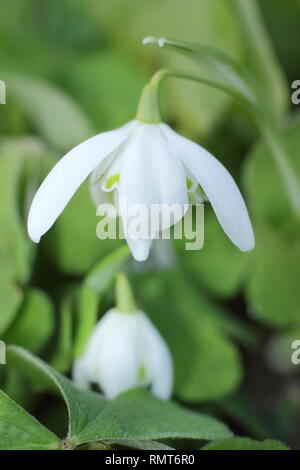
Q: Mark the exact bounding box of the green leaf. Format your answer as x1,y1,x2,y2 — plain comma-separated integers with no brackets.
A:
7,346,232,447
133,270,242,401
0,389,60,450
202,437,289,450
246,223,300,327
230,0,288,123
4,289,54,353
146,36,259,111
3,73,95,150
74,389,232,446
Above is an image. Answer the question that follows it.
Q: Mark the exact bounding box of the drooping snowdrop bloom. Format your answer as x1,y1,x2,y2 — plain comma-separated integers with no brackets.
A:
73,274,173,400
27,78,255,262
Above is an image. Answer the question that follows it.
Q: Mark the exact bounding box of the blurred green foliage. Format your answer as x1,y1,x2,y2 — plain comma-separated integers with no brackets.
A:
0,0,300,450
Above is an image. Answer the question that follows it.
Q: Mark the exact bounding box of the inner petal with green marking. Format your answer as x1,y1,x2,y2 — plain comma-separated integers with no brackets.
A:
104,173,120,191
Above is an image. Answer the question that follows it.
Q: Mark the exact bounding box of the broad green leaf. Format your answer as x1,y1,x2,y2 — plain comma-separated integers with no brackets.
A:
133,270,242,401
3,73,95,150
73,389,232,446
230,0,288,123
65,51,146,130
0,389,60,450
7,346,232,447
246,223,300,327
202,437,289,450
43,180,123,275
4,289,54,353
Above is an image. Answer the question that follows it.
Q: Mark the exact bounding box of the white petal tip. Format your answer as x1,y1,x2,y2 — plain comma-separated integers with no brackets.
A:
240,242,255,252
133,250,150,263
237,233,255,252
127,237,152,262
28,230,41,244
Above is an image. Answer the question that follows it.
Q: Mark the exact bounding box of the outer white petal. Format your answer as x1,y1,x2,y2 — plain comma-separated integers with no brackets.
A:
118,123,188,261
83,309,120,383
161,124,255,251
92,311,140,399
138,313,173,400
27,121,134,243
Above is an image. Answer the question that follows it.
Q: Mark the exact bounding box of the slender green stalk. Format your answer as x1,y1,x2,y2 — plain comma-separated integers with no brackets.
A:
230,0,288,123
115,272,138,313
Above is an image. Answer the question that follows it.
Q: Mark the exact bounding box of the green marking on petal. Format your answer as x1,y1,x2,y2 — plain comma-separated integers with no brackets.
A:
186,178,193,191
138,364,147,381
105,173,120,190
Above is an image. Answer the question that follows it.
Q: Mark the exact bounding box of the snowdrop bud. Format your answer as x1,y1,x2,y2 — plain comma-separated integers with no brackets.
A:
73,274,173,400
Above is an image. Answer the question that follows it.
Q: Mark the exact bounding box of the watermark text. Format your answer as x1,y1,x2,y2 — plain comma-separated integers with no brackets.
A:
0,340,6,365
0,80,6,104
96,200,204,251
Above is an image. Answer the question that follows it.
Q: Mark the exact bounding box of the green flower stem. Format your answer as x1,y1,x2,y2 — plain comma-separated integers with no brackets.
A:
136,68,253,123
135,83,161,123
115,272,138,313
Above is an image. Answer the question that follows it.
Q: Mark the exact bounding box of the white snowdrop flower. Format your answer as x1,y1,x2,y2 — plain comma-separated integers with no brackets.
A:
27,80,254,262
73,274,173,400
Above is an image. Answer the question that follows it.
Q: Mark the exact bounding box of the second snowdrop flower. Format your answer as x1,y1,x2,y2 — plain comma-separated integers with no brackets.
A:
73,273,173,400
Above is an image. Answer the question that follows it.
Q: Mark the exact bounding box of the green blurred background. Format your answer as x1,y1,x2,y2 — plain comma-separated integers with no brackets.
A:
0,0,300,449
